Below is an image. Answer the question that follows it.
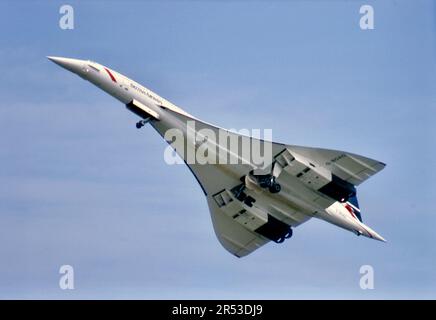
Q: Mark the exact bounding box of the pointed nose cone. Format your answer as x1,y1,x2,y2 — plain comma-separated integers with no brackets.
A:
47,56,84,75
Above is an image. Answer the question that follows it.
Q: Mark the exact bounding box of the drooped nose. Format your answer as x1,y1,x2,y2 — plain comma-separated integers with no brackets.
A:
47,56,84,75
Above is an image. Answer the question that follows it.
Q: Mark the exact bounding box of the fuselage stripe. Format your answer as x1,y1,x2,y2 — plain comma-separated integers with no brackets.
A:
104,67,117,83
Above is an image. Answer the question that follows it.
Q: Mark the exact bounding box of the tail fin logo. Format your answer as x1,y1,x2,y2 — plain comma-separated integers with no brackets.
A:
344,196,362,222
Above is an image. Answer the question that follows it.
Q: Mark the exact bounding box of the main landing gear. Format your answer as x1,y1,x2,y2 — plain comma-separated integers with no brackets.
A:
276,228,293,243
250,173,282,194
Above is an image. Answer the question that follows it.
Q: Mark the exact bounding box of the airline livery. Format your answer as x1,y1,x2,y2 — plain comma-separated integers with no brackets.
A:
49,56,386,257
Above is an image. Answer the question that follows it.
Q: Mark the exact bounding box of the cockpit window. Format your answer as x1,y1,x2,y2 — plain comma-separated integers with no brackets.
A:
88,63,100,72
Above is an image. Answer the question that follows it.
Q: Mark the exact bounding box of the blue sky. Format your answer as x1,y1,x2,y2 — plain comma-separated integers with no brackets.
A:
0,0,435,299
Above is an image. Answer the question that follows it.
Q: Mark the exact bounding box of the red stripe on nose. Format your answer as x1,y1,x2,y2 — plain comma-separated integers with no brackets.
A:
104,67,117,83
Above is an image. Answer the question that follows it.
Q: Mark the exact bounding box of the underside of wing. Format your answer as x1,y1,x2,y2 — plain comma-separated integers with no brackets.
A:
150,110,312,257
207,197,270,257
149,109,385,257
286,145,386,186
206,187,310,257
151,108,286,195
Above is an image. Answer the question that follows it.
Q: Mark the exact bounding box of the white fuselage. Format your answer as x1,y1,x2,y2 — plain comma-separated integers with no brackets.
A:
76,59,192,119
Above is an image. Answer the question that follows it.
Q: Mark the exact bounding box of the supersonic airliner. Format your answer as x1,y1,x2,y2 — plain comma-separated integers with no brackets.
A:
49,56,386,257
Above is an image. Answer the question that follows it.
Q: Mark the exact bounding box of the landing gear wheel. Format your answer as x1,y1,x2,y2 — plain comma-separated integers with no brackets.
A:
284,228,293,239
268,183,281,194
136,118,151,129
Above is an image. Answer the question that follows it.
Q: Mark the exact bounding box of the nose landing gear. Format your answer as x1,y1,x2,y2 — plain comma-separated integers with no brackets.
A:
136,117,151,129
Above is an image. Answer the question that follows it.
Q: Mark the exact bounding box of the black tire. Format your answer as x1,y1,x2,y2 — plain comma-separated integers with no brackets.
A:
285,229,293,239
275,237,285,244
269,183,281,194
